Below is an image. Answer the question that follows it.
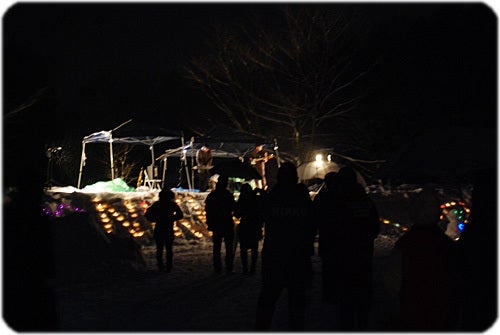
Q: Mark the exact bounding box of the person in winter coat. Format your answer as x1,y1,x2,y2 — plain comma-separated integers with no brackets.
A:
314,167,380,331
254,162,313,331
235,183,263,274
145,189,183,273
394,187,460,331
205,175,236,274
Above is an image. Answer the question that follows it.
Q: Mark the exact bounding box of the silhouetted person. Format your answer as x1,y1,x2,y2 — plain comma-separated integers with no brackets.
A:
314,167,379,331
394,187,459,331
254,162,312,330
145,189,183,272
4,158,58,331
458,168,497,330
196,144,213,191
235,183,263,274
205,175,236,274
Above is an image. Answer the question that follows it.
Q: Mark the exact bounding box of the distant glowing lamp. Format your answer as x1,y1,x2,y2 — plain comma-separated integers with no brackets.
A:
315,154,324,168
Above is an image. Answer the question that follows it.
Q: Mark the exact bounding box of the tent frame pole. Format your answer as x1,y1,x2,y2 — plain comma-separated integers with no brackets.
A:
180,134,192,190
274,138,281,168
109,139,114,180
161,156,167,189
190,137,195,191
77,141,86,189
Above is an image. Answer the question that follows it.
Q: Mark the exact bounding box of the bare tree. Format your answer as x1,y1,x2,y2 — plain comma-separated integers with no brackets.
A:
98,144,140,186
186,6,373,162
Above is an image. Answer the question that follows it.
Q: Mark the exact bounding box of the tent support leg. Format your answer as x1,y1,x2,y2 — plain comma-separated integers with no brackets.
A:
109,140,114,180
77,142,86,189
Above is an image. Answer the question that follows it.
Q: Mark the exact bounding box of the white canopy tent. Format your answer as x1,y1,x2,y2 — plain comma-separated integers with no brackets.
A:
77,121,180,189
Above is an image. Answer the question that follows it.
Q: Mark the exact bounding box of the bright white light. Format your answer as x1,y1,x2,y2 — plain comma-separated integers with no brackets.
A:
327,154,332,162
315,154,324,167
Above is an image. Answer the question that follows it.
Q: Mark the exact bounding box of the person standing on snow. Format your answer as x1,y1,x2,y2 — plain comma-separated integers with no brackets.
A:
315,167,379,331
234,183,264,275
145,189,183,273
394,187,460,330
205,175,236,274
254,162,313,330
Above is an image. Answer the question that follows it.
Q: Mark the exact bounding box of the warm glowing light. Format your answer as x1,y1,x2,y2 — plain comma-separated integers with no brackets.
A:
104,224,113,229
382,219,390,224
315,154,324,168
130,213,138,218
102,217,110,223
122,221,130,227
133,222,140,227
116,215,125,221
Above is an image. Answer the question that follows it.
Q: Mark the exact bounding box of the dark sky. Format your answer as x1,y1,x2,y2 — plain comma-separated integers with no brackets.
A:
3,2,497,178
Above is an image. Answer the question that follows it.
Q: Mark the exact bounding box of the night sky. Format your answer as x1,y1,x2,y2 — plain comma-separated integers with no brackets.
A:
3,2,497,186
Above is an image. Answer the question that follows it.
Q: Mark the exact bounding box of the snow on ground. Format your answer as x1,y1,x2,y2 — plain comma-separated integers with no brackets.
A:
46,186,431,331
52,233,401,331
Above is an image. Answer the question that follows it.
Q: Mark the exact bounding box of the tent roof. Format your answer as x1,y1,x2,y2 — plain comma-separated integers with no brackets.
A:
82,122,181,146
157,145,240,160
83,130,179,146
193,125,273,157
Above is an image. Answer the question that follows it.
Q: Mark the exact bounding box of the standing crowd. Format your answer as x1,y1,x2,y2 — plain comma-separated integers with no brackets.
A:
145,161,495,331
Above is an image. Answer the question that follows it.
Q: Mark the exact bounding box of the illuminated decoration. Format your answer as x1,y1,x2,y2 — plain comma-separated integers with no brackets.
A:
440,200,471,241
44,188,214,243
42,201,87,217
379,217,409,233
171,189,211,239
